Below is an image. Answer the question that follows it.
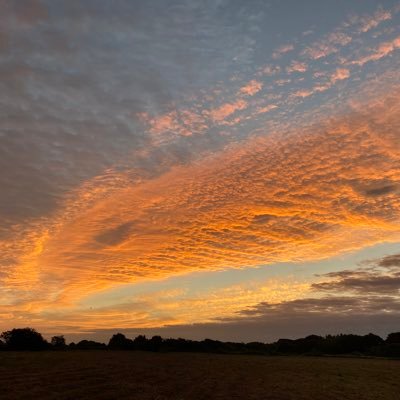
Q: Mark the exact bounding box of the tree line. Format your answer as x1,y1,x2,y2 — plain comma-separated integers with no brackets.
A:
1,328,400,357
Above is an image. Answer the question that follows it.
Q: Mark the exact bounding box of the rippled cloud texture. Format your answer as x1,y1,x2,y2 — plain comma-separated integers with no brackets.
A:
0,0,399,340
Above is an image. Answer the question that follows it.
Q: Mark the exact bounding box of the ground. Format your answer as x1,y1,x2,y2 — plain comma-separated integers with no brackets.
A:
0,351,399,399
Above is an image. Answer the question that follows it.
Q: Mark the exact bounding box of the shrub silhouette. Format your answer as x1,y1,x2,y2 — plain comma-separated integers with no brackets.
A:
108,333,134,350
133,335,148,350
51,335,66,349
148,335,163,352
386,332,400,343
2,327,400,357
75,340,106,350
1,328,49,350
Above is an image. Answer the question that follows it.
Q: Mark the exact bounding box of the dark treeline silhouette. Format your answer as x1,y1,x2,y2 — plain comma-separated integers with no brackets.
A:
1,328,400,357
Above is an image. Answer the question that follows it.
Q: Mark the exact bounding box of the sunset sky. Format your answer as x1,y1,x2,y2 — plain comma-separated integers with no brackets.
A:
1,0,399,343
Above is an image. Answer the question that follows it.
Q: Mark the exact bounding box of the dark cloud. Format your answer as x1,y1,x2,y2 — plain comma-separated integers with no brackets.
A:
311,270,400,294
378,253,400,268
252,214,274,224
204,253,400,340
236,295,400,319
364,184,397,197
95,221,135,246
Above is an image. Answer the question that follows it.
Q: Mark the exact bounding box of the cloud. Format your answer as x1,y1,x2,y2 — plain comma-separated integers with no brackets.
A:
67,309,400,343
286,61,308,74
139,97,251,138
2,87,399,319
364,184,398,197
293,89,314,98
301,29,352,61
378,253,400,268
66,253,400,342
2,278,310,335
356,8,392,33
191,253,400,341
327,32,352,46
291,68,349,99
208,99,248,122
330,68,350,83
255,104,278,115
272,44,294,59
94,221,136,246
311,262,400,295
350,35,400,66
238,80,263,96
237,295,400,319
260,65,281,76
1,0,400,337
301,33,344,60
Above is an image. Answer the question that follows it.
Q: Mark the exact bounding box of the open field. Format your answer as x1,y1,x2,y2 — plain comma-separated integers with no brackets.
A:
0,351,399,400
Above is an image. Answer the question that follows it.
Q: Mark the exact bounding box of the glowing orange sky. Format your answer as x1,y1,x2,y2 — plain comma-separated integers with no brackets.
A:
0,1,399,340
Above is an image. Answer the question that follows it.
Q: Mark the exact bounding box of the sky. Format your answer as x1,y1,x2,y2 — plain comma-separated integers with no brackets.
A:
0,0,399,343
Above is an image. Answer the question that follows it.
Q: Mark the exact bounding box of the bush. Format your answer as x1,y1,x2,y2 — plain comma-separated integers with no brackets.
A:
1,328,49,350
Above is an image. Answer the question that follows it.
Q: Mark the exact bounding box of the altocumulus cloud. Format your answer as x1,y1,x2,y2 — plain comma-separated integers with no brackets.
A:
1,86,399,316
1,0,400,337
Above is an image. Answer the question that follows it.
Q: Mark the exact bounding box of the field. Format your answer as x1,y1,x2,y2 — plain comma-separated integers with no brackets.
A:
0,351,399,400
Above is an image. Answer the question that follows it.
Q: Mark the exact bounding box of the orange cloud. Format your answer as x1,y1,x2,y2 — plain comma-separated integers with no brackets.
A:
2,88,399,327
293,89,314,98
302,29,352,60
255,104,278,115
0,279,311,333
272,44,294,59
239,80,263,96
292,68,349,98
350,35,400,66
139,98,251,138
286,61,308,73
357,9,392,33
208,99,248,122
330,68,350,83
302,43,337,60
259,64,281,76
327,32,352,46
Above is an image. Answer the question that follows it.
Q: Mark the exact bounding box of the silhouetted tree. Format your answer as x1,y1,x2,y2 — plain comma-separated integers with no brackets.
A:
201,339,224,353
1,326,400,356
108,333,134,350
245,342,268,354
275,338,295,353
362,333,383,349
149,335,163,351
292,335,324,354
133,335,148,350
51,335,66,349
386,332,400,344
75,340,106,350
0,328,49,350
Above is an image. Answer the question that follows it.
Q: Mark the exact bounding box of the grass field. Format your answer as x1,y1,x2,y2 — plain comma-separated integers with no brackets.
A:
0,351,399,399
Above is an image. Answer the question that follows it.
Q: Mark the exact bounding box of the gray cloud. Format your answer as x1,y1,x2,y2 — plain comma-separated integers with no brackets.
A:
378,253,400,268
0,0,270,233
364,184,398,197
94,221,135,247
311,269,400,295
